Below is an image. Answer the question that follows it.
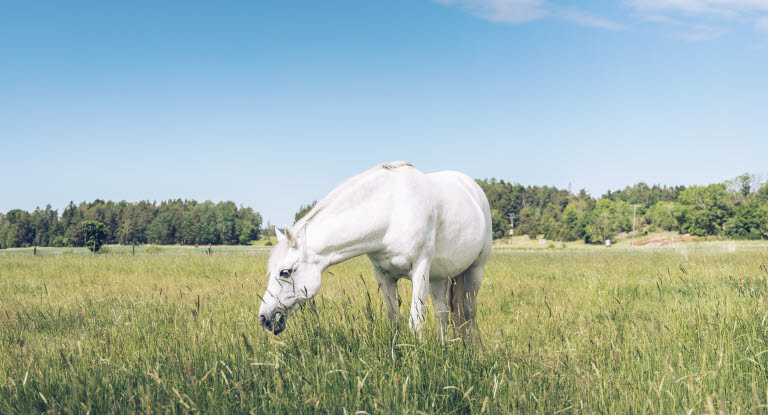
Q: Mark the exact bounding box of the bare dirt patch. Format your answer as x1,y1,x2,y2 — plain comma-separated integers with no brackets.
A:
634,233,695,247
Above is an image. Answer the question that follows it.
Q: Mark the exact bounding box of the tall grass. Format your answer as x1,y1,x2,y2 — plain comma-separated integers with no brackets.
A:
1,246,768,413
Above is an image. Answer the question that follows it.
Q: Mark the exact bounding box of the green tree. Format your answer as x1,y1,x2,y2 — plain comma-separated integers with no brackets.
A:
236,206,262,241
540,204,564,240
146,212,174,244
646,201,678,231
516,206,541,238
0,209,33,248
179,213,198,245
724,202,768,239
612,200,635,233
674,184,733,236
82,221,108,252
490,210,510,239
216,202,238,245
193,202,218,245
294,201,317,223
560,204,580,241
757,183,768,204
725,173,759,205
0,213,5,249
579,199,619,243
236,220,256,245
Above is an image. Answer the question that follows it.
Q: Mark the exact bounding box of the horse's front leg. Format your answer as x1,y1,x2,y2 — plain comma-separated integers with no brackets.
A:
408,259,431,333
372,266,400,325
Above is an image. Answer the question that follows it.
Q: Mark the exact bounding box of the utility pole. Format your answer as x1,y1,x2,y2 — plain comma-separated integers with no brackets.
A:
630,205,641,247
509,214,515,243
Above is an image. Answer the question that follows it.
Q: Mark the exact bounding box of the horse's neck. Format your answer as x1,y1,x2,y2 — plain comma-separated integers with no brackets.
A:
303,208,387,270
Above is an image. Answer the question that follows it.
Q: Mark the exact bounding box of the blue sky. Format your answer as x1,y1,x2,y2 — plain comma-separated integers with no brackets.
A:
2,0,767,226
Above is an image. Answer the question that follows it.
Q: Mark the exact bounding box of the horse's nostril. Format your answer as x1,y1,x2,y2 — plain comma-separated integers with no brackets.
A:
272,312,286,335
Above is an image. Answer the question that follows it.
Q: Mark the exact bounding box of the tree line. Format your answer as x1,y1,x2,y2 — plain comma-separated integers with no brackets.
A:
0,199,262,249
3,174,767,249
478,173,768,243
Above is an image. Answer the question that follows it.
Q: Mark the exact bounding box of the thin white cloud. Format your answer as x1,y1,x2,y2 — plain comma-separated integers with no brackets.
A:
627,0,768,16
677,24,729,39
437,0,768,38
642,13,684,24
435,0,624,29
435,0,547,24
556,8,627,30
756,15,768,30
626,0,768,36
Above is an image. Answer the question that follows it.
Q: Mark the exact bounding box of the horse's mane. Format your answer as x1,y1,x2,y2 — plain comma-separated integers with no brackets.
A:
293,161,414,231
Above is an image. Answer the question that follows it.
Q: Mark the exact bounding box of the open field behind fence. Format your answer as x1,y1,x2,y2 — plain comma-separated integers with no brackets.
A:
2,242,768,413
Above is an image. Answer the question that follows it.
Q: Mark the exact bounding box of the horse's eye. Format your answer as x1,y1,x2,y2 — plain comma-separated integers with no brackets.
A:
279,269,292,278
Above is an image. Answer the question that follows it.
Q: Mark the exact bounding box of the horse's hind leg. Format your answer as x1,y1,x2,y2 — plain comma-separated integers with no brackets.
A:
463,264,484,343
429,280,449,339
448,271,467,337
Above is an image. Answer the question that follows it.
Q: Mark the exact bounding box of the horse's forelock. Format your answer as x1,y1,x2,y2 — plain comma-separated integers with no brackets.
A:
267,242,288,271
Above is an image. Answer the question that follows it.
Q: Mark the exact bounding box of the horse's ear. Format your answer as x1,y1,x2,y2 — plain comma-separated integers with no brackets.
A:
275,227,286,244
284,225,296,248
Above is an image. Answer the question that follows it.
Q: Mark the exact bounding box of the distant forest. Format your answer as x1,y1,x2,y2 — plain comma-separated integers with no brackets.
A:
0,200,262,249
477,173,768,243
1,174,767,249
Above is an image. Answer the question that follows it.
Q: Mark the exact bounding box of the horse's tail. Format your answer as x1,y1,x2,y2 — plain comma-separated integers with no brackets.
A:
447,271,467,336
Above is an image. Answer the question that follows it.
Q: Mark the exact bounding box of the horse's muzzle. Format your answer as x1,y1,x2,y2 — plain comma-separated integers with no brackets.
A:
260,311,286,335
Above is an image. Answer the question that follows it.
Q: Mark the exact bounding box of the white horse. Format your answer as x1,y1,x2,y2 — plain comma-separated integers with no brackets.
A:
258,161,492,336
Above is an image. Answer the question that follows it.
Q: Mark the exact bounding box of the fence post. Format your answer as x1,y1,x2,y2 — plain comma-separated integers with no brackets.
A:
132,243,135,256
33,246,37,256
208,244,212,256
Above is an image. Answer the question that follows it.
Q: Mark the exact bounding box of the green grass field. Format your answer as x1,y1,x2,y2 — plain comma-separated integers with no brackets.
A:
2,242,768,413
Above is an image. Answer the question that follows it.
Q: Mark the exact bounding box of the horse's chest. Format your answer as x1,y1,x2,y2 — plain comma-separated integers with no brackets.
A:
369,254,413,279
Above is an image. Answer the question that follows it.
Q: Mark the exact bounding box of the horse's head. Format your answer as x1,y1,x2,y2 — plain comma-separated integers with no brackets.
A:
258,225,322,335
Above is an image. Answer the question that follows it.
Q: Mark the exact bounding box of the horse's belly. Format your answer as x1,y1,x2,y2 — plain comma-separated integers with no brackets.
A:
430,234,484,280
429,257,474,280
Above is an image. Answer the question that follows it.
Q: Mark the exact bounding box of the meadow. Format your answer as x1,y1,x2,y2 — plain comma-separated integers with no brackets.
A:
2,242,768,414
